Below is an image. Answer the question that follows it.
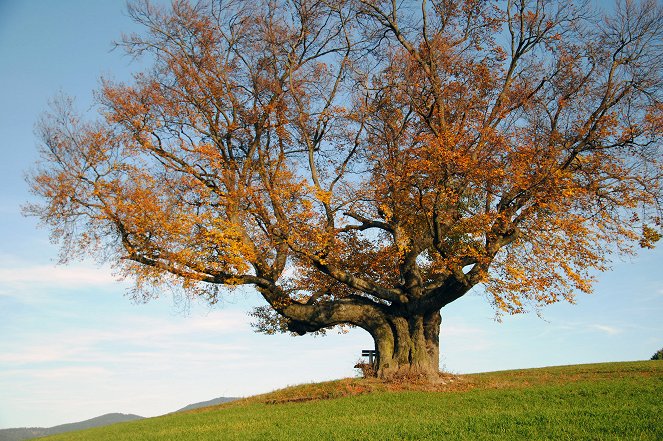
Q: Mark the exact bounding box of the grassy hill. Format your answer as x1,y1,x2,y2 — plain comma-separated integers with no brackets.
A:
39,361,662,440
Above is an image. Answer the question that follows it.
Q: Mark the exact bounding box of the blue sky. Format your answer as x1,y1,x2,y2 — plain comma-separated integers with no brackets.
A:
1,0,661,430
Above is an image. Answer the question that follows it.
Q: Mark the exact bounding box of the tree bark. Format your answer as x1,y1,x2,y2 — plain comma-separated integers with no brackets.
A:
371,310,441,380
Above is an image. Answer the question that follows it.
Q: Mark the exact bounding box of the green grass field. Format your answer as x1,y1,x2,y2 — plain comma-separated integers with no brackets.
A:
40,361,662,440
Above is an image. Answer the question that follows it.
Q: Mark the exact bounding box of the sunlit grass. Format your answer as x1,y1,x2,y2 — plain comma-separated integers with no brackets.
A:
41,361,662,440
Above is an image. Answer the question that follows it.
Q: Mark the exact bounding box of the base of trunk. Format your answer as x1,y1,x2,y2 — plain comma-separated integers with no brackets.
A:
377,360,440,382
356,359,443,382
368,311,442,382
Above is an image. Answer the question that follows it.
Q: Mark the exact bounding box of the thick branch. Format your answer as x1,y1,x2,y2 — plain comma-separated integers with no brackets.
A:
339,211,394,233
126,251,273,289
280,294,390,335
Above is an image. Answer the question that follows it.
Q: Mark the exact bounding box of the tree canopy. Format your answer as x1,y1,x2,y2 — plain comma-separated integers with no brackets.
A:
27,0,662,378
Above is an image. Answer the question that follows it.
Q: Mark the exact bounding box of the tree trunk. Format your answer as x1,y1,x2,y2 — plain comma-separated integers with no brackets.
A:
371,310,441,380
277,293,444,381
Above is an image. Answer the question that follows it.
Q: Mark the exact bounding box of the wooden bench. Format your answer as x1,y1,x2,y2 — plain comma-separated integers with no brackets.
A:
361,349,376,365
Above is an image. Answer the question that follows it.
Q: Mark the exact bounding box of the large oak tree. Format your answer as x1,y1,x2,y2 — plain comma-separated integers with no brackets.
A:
28,0,662,379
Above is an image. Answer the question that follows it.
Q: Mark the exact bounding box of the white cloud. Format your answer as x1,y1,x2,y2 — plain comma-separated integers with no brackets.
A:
0,309,252,366
0,263,119,289
589,324,622,335
0,345,79,364
30,366,112,380
0,254,127,309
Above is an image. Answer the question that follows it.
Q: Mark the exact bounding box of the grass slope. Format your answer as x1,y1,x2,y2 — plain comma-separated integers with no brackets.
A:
40,361,662,440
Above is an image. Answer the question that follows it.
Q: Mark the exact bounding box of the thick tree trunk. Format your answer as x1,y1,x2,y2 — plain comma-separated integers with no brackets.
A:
371,310,441,380
276,291,445,382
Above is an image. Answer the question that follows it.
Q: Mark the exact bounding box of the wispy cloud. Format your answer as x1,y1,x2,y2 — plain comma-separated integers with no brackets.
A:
0,309,252,366
589,324,622,335
0,263,119,288
30,366,112,380
0,345,80,364
0,255,128,307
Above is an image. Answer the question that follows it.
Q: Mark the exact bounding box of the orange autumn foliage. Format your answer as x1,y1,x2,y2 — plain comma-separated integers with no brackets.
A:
26,0,663,378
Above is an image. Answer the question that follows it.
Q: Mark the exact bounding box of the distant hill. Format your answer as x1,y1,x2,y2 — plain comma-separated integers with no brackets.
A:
175,397,238,413
43,413,144,435
0,413,143,441
0,396,238,441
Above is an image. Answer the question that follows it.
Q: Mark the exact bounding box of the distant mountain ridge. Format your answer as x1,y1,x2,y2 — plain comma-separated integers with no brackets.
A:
0,397,237,441
0,413,143,441
175,397,238,413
